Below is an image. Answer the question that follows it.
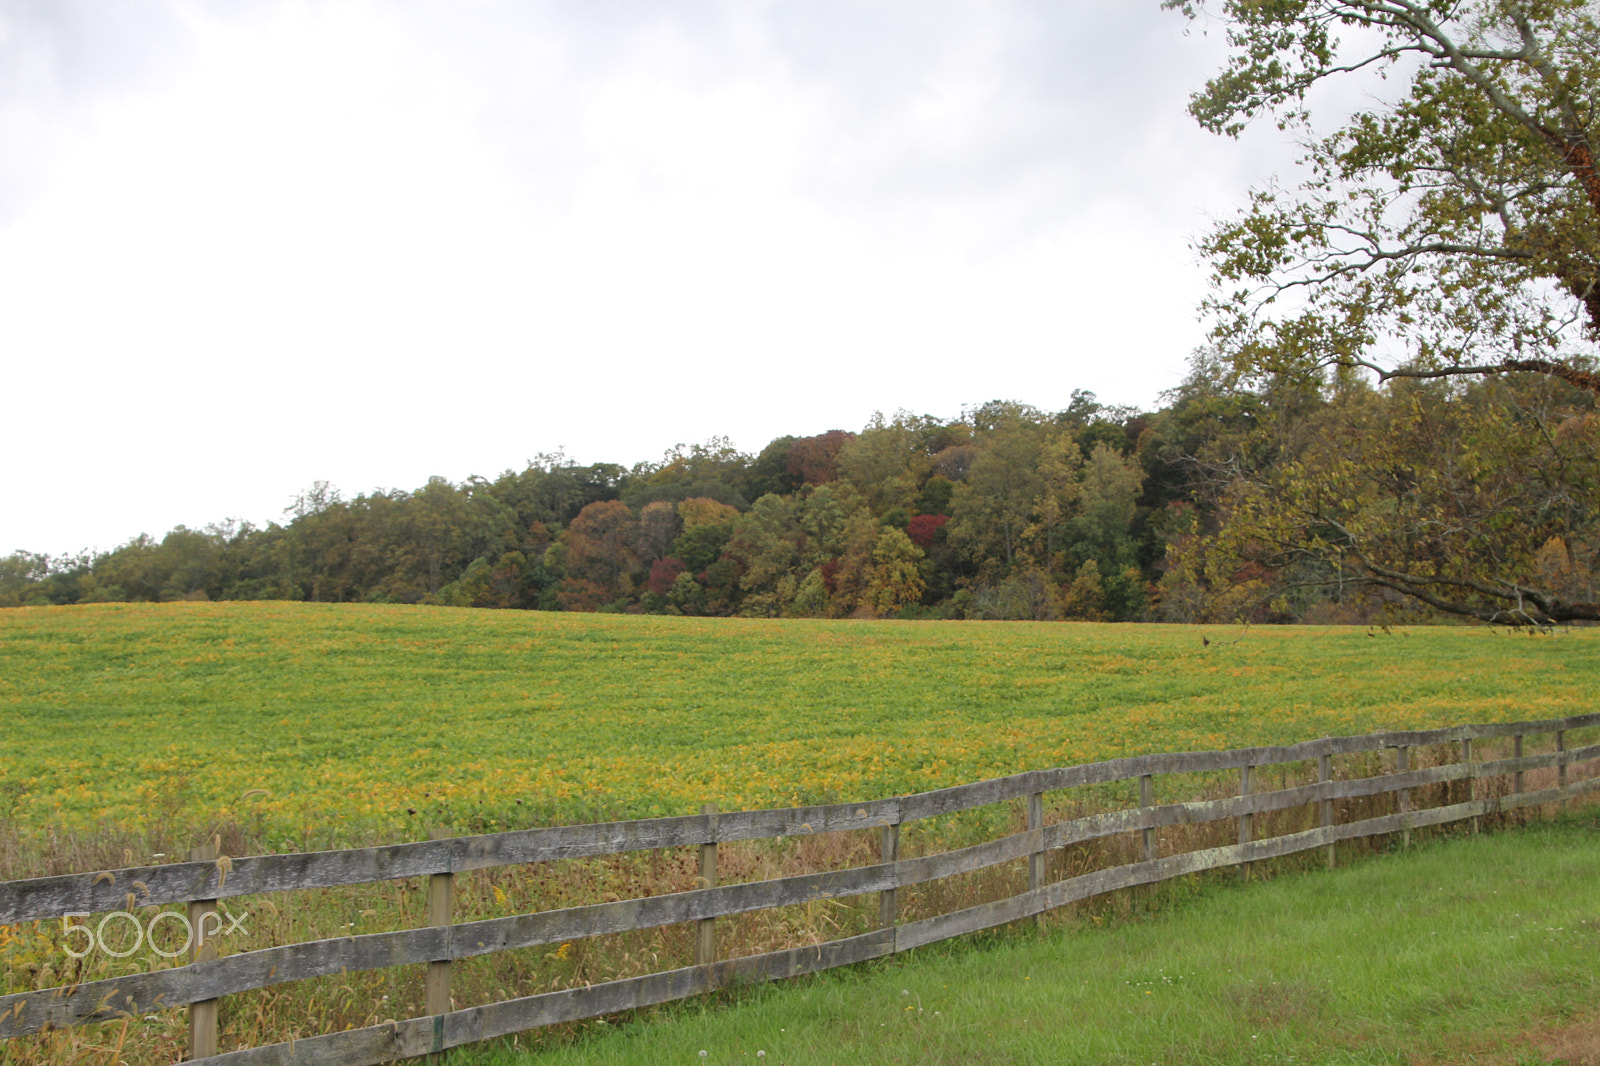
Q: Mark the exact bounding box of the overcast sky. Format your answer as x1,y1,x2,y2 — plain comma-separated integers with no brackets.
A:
1,0,1305,556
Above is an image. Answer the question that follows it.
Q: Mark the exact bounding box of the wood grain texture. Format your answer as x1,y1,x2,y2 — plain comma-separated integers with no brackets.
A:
694,803,718,968
188,841,220,1062
879,822,899,930
1397,746,1412,849
1319,752,1335,869
424,828,453,1030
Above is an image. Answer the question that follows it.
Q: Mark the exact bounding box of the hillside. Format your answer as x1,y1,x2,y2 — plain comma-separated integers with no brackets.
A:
3,602,1595,845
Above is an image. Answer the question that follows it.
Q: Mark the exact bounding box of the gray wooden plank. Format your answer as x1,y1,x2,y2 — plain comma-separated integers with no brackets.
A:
1559,741,1600,766
6,823,1062,1039
7,828,1052,1039
0,927,446,1039
192,1015,432,1066
1465,715,1600,740
1559,772,1600,796
893,828,1039,886
192,931,896,1066
0,864,898,1037
0,843,431,926
0,815,727,924
450,815,716,872
461,930,895,1046
897,773,1038,822
893,890,1038,951
721,799,904,841
1041,765,1456,849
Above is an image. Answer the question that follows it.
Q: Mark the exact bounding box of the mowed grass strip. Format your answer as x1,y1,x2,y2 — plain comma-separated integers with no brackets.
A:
2,601,1597,843
464,815,1600,1066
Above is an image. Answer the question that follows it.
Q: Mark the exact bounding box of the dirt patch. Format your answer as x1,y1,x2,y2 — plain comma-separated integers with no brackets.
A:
1407,1011,1600,1066
1520,1012,1600,1066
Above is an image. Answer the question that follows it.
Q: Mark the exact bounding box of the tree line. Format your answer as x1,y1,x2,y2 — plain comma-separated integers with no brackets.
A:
6,369,1594,625
0,394,1160,621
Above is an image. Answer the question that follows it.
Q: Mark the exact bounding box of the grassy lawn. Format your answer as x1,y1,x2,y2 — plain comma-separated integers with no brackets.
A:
462,813,1600,1066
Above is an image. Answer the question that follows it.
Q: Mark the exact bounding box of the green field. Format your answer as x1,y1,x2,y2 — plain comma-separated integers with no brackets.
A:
2,602,1596,845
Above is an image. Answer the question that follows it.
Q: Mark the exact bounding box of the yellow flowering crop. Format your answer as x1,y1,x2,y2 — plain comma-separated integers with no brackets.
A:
1,602,1594,846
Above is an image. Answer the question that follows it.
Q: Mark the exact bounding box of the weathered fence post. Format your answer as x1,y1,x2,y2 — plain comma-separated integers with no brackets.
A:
878,820,899,931
695,803,718,968
1513,733,1524,822
1027,791,1045,929
1396,746,1411,850
1557,729,1569,807
187,841,219,1062
1139,775,1156,863
1462,738,1478,834
1319,753,1335,870
1238,764,1254,881
426,828,454,1064
1139,774,1156,900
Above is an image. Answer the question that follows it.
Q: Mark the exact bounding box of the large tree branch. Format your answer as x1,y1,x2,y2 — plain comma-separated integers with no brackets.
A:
1306,538,1599,625
1359,573,1556,624
1346,356,1600,395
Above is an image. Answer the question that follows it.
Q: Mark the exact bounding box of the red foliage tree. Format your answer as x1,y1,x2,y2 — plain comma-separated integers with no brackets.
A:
906,513,949,549
648,557,688,597
785,430,855,487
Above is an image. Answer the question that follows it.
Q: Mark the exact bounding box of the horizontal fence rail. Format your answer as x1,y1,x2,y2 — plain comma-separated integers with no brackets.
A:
2,711,1597,1064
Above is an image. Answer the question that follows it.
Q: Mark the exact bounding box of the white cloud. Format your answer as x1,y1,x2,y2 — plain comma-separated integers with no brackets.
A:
0,0,1299,554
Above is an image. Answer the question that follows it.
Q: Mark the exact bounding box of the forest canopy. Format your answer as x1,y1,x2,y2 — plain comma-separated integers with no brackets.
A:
4,375,1594,626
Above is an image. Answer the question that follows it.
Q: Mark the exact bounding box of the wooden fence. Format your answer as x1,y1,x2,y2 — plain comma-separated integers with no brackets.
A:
3,711,1598,1065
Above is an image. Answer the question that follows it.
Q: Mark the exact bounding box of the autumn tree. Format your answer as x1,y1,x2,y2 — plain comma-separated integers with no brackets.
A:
906,512,949,549
490,454,624,528
743,436,801,499
1170,0,1600,624
0,552,53,607
946,406,1080,578
564,500,640,600
816,507,887,617
836,412,928,515
1177,373,1600,625
785,430,855,486
623,438,751,510
945,410,1045,576
671,497,739,573
859,527,927,616
648,557,689,597
636,500,680,563
1169,0,1600,393
1068,443,1147,618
